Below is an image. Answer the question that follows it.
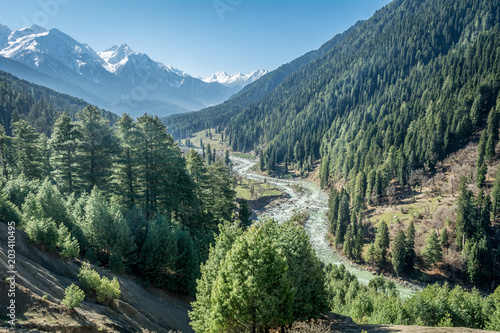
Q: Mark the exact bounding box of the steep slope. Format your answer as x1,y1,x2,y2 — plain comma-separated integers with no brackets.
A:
0,222,193,332
168,0,500,186
163,21,362,139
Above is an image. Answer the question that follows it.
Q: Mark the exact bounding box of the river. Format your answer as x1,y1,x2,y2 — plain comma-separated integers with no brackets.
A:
230,155,417,298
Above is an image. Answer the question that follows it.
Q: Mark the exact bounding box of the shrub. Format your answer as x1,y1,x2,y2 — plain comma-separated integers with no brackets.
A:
62,284,85,310
3,175,40,208
96,277,121,303
0,193,22,225
77,264,121,305
78,264,101,292
58,225,80,259
25,217,58,250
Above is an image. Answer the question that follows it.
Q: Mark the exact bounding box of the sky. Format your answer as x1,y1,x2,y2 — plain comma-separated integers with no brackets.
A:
0,0,392,77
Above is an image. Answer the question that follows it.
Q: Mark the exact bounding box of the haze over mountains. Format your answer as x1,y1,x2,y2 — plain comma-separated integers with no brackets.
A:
0,23,266,117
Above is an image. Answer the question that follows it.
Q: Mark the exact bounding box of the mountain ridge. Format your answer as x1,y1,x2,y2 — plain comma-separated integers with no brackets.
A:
0,24,263,117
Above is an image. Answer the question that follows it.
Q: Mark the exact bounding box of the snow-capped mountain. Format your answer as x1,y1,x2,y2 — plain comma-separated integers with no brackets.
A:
1,25,111,82
0,24,265,116
98,44,188,87
203,69,267,88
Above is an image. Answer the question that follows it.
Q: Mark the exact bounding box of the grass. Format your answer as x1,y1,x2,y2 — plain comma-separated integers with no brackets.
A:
368,193,444,227
235,178,282,200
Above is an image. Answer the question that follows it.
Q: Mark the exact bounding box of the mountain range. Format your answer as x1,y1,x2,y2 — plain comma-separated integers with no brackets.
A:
0,24,266,117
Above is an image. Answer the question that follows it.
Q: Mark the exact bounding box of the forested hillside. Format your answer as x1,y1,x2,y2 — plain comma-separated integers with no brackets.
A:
0,103,237,296
163,21,362,140
165,0,500,289
0,70,117,136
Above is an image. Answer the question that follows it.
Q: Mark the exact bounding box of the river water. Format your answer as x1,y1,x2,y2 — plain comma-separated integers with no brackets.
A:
230,156,416,298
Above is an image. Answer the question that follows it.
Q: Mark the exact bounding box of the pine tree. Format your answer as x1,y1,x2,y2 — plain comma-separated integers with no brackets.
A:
440,227,449,248
392,229,406,276
49,112,79,194
76,105,116,193
238,199,252,227
335,192,350,246
405,220,416,273
492,167,500,218
0,123,9,180
114,114,140,209
207,225,294,332
485,107,499,161
189,222,244,332
12,120,42,179
374,220,389,267
421,230,443,267
140,215,178,289
224,150,231,166
456,178,474,250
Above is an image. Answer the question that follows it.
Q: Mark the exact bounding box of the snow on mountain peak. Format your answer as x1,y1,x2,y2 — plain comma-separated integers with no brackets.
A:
203,69,267,87
99,44,136,65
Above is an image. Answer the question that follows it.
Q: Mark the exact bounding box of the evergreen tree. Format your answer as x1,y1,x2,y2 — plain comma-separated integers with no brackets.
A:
392,229,406,276
140,215,178,289
440,227,449,248
0,123,9,180
455,178,474,250
11,120,42,179
405,220,416,274
114,114,140,209
207,225,294,332
76,105,116,193
224,150,231,166
238,198,251,227
81,187,115,264
421,230,443,267
49,112,79,194
335,191,350,246
189,222,245,333
485,107,499,161
374,220,389,267
492,167,500,218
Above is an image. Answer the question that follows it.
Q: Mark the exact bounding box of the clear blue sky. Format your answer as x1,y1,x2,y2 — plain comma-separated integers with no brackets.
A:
0,0,391,77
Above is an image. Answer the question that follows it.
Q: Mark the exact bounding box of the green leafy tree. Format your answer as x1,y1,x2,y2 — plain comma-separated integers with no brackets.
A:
0,123,10,180
455,178,474,250
81,187,115,263
269,220,327,322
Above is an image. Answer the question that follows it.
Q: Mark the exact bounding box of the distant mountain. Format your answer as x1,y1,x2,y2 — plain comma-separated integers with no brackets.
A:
202,69,267,88
0,25,263,117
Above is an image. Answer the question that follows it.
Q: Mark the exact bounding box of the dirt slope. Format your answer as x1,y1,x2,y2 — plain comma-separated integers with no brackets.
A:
0,222,193,333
